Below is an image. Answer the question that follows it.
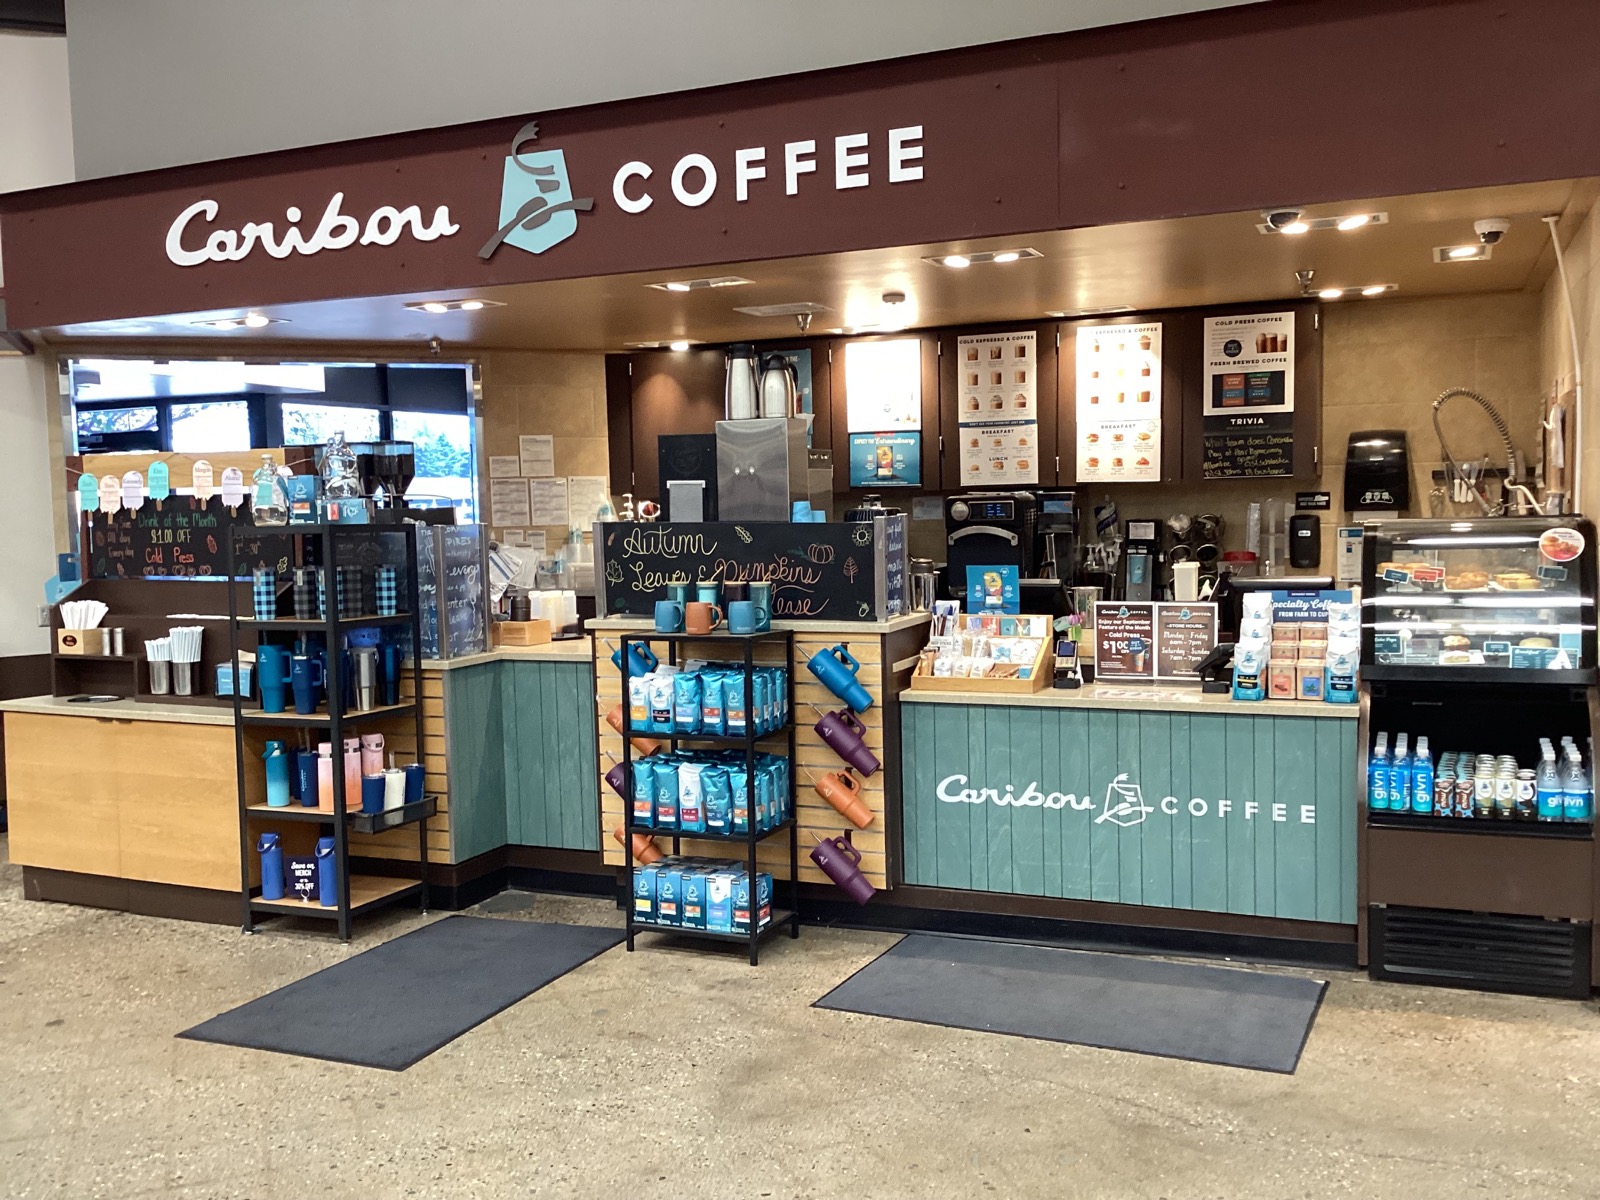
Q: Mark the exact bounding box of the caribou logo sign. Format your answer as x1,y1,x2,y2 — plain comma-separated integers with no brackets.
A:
479,120,594,259
165,194,459,267
935,772,1317,826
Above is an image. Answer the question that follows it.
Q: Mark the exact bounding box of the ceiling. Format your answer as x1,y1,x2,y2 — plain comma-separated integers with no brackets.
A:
43,177,1597,355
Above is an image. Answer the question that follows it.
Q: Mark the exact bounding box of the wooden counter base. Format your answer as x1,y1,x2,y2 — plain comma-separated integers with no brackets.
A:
23,867,239,925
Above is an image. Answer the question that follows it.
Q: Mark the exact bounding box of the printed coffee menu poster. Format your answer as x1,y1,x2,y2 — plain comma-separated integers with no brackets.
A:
1075,323,1163,482
956,330,1038,485
1201,311,1296,478
1094,602,1156,679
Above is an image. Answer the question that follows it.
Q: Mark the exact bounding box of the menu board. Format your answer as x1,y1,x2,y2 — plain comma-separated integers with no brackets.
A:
86,497,290,580
1094,601,1218,681
956,331,1039,485
1202,311,1296,478
598,521,882,620
1154,604,1220,679
844,338,921,432
1076,323,1162,482
881,512,908,617
417,525,488,659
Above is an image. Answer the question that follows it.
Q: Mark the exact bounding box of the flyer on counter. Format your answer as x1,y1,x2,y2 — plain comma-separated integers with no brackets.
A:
1201,311,1296,479
1076,323,1162,482
847,432,921,487
528,476,570,526
518,433,556,478
489,478,531,527
843,338,921,432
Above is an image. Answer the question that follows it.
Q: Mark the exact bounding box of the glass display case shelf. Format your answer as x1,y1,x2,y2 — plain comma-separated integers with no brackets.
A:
1362,518,1597,677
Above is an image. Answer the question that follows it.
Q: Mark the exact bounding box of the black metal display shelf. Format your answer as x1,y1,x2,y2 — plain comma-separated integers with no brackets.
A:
1368,811,1594,839
246,795,438,834
627,816,793,842
631,911,797,945
248,877,424,920
627,726,790,748
237,613,413,631
238,702,416,728
620,628,799,966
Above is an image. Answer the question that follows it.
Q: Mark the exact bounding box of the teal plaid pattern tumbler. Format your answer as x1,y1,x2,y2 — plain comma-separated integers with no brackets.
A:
375,566,399,616
252,567,277,621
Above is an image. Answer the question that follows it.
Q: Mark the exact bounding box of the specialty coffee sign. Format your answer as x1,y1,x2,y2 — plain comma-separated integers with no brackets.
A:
598,521,882,620
1095,601,1218,681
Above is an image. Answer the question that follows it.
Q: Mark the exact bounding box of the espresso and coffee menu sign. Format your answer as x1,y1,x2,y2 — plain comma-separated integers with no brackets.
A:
1201,311,1296,479
1095,601,1218,681
86,497,290,580
598,521,883,620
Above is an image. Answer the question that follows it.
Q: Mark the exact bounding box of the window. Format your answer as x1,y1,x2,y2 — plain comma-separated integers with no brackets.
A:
280,403,382,445
76,404,158,437
170,400,251,451
393,410,475,518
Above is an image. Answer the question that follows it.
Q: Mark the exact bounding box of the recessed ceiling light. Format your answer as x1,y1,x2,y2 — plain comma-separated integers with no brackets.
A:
1315,284,1398,300
1448,246,1479,259
1318,288,1344,300
925,248,1042,268
668,340,691,352
1360,285,1388,297
1336,214,1372,231
1435,243,1494,263
403,299,505,314
193,314,289,330
1259,212,1389,235
625,339,700,350
1280,220,1311,236
647,276,753,293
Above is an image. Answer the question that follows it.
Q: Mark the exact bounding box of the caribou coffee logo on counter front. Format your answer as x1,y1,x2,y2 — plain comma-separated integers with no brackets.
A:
936,771,1317,826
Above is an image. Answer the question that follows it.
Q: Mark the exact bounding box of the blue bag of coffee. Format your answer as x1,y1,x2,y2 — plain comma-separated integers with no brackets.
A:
751,671,770,735
700,672,726,735
680,870,707,929
706,871,734,932
728,764,750,833
673,672,702,735
702,766,732,834
630,759,657,827
633,865,657,922
653,760,680,829
723,672,748,736
677,762,707,833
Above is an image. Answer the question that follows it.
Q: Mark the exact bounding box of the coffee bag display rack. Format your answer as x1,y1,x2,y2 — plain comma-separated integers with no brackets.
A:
619,629,800,966
227,524,434,941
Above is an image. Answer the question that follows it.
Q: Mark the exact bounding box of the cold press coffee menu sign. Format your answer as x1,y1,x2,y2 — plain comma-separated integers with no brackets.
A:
86,497,289,579
1201,311,1296,478
598,521,882,620
1095,601,1218,681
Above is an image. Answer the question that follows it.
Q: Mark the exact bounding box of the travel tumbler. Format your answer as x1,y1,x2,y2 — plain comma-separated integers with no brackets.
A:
257,832,284,900
315,836,338,907
810,832,876,905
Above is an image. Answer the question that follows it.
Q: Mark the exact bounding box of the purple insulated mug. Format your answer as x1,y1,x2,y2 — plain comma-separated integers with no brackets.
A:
811,832,876,905
604,759,629,798
814,708,880,776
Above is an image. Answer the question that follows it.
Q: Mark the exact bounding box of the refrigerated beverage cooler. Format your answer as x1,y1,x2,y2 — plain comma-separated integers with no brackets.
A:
1357,517,1599,997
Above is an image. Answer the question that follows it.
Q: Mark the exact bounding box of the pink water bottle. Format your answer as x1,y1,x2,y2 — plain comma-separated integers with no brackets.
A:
360,733,385,777
317,741,334,808
810,831,876,905
342,737,362,811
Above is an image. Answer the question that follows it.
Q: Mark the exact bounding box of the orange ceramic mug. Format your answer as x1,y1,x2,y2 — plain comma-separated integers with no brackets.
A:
685,601,724,635
813,769,875,829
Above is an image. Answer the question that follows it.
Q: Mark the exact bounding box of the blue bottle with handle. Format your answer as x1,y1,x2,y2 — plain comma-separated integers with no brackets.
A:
611,642,660,678
257,832,284,900
315,836,338,907
807,644,872,713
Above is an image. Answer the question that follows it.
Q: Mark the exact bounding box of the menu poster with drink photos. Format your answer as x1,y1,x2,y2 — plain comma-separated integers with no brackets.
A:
956,330,1039,485
1075,323,1163,482
1201,311,1296,479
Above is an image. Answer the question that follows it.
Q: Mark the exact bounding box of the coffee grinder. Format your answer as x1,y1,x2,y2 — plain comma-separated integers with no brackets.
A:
1123,519,1159,602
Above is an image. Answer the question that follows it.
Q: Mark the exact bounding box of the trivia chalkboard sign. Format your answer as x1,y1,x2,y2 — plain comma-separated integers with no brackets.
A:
598,521,882,620
86,496,291,580
417,525,487,657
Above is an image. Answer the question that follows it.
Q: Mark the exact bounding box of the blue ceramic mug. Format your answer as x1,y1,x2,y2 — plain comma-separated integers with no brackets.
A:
654,599,685,633
727,600,760,634
807,643,873,713
610,641,660,678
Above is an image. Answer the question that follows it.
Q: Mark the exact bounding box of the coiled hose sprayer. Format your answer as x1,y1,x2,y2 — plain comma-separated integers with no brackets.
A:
1431,387,1520,516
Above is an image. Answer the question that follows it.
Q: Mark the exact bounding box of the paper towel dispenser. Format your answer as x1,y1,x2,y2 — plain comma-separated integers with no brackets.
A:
1343,430,1410,513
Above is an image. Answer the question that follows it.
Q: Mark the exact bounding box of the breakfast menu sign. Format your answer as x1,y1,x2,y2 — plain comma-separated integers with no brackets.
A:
956,331,1038,485
1075,323,1163,482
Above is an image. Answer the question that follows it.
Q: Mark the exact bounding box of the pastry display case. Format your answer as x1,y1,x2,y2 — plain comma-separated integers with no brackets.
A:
1361,517,1597,684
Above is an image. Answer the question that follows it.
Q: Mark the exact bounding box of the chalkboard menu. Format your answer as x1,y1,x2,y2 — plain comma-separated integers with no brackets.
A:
1201,415,1294,478
880,514,908,618
86,497,293,579
417,525,487,658
598,521,884,620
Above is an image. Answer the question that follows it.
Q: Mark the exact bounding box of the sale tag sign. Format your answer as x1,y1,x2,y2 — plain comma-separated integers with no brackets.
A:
77,472,100,514
121,470,146,512
191,459,214,504
220,466,246,510
148,461,170,507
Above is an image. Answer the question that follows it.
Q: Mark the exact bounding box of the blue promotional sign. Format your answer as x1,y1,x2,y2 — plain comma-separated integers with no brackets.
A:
848,432,921,487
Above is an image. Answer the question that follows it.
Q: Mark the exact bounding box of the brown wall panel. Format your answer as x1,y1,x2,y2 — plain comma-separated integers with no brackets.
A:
628,348,726,502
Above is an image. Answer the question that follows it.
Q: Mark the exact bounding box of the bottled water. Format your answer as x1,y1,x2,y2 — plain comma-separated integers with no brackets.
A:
1389,733,1412,814
1368,733,1390,811
1562,747,1592,823
1411,737,1434,815
1536,746,1564,822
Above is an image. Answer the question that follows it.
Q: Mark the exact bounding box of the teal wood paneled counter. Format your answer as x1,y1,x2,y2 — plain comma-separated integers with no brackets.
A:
426,642,599,861
901,686,1359,925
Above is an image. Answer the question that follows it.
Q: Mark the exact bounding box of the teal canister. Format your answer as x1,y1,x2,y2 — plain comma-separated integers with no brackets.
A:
264,740,291,807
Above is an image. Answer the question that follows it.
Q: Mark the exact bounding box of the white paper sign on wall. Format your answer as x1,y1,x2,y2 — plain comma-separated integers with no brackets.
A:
148,461,171,507
121,470,146,512
191,459,215,504
77,473,100,514
220,466,246,510
98,474,122,514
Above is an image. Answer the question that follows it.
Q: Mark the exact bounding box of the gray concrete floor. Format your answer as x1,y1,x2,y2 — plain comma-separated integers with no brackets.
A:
3,837,1599,1200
